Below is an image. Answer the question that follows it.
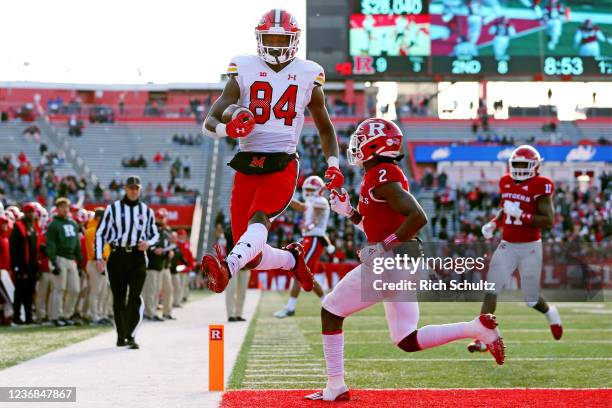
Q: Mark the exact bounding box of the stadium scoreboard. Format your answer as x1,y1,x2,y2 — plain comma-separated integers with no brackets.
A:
306,0,612,80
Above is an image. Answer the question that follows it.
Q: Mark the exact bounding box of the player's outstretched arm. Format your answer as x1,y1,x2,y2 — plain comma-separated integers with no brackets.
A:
308,86,343,191
374,182,427,243
204,77,241,135
290,199,306,212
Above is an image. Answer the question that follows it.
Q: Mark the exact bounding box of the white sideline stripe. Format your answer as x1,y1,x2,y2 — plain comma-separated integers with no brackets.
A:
347,357,612,362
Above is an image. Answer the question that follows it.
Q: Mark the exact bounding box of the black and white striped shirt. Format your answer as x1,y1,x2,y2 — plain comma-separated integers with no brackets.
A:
95,197,159,260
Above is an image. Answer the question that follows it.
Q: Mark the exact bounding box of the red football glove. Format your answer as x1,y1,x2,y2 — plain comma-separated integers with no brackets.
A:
226,110,255,138
324,166,344,191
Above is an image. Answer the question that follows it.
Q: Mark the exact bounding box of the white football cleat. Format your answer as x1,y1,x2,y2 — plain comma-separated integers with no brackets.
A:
273,308,295,319
546,305,563,340
304,385,350,401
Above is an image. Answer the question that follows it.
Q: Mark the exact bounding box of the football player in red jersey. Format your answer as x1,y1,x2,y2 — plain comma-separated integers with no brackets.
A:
305,119,505,402
468,145,562,354
201,9,342,294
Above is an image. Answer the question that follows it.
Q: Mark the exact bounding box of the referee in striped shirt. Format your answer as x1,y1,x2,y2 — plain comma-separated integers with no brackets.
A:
95,176,159,349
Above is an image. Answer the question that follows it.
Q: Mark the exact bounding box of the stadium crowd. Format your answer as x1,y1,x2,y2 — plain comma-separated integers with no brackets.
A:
0,198,197,327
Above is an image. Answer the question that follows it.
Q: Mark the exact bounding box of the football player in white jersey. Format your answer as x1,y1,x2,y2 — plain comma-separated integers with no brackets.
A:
274,176,334,318
201,9,343,294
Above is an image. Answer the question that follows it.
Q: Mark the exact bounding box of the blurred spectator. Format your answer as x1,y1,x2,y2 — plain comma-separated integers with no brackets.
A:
68,115,83,136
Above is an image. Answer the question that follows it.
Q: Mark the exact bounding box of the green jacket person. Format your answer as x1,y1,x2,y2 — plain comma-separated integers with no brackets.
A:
45,197,83,326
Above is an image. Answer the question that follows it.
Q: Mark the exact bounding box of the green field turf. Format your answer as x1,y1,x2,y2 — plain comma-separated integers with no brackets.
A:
230,291,612,389
480,22,612,57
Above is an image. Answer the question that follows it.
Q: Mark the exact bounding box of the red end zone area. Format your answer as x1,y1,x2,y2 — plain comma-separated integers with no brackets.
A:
221,389,612,408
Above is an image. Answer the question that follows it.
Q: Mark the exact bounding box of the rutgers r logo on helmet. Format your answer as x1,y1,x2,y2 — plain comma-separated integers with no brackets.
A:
347,118,403,167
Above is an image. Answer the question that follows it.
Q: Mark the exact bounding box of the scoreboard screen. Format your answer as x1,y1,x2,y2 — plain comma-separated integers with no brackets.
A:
308,0,612,80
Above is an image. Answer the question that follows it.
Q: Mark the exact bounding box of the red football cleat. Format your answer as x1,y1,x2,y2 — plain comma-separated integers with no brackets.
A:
478,313,506,365
550,324,563,340
201,244,230,293
546,306,563,340
284,242,314,292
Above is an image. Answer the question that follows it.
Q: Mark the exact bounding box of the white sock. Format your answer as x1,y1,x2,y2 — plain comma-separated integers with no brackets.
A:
286,296,298,311
416,322,471,350
226,223,268,276
323,331,345,389
546,306,561,325
256,244,295,270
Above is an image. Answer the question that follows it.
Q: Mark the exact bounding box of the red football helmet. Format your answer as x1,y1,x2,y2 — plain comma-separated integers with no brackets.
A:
509,145,542,181
22,202,39,216
156,208,168,220
347,118,403,167
302,175,325,199
75,208,89,224
255,9,300,65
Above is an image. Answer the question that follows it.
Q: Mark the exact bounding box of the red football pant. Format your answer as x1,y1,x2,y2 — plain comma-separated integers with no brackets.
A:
230,160,298,240
302,235,325,273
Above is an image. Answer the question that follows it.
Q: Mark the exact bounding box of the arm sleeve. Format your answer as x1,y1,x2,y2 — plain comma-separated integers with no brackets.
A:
314,66,325,87
227,57,239,77
146,208,160,247
536,177,555,198
95,206,112,260
45,223,57,263
371,164,407,189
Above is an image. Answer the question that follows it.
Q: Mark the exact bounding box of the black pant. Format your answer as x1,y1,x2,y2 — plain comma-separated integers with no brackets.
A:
107,250,146,340
13,274,36,323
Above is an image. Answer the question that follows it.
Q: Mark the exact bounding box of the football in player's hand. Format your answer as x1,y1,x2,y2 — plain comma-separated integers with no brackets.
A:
222,104,254,124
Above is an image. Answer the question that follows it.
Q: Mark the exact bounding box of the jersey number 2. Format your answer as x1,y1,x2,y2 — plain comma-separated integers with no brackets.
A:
249,82,298,126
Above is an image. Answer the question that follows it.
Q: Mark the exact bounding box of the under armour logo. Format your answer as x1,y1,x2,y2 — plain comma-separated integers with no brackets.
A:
522,185,529,191
259,72,267,77
249,156,266,168
288,74,297,80
236,128,246,134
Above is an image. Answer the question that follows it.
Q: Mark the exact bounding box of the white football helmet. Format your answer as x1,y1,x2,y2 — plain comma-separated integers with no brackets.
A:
302,175,325,200
509,145,542,181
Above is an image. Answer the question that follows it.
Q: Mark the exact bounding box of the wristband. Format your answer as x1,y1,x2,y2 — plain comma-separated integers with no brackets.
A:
382,233,400,251
215,123,228,138
327,156,339,168
520,213,534,225
490,218,499,228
